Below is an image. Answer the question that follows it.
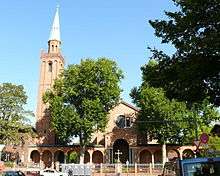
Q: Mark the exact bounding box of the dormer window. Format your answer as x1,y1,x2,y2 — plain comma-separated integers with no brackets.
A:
48,62,52,72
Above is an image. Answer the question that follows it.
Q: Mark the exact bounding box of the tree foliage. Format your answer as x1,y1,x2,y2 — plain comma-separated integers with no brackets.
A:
131,84,220,144
131,85,189,144
44,58,123,163
0,83,33,144
67,152,79,164
207,135,220,156
195,126,220,157
131,0,220,144
145,0,220,106
132,0,220,143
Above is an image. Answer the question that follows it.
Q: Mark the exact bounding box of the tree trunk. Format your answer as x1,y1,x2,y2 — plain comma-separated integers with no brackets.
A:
79,145,85,164
79,132,85,164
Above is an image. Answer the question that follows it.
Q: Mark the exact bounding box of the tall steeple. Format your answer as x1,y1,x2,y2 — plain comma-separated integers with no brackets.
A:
36,6,64,145
49,6,60,41
48,6,61,54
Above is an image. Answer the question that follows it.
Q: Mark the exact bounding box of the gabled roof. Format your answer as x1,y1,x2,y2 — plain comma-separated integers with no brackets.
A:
120,100,140,112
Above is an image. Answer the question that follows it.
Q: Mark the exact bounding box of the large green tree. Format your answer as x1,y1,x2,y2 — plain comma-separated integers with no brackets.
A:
44,58,123,163
144,0,220,106
131,0,220,146
0,83,33,145
131,82,220,144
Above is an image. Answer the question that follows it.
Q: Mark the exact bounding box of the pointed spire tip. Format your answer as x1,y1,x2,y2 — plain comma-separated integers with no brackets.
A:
56,4,60,10
49,6,61,41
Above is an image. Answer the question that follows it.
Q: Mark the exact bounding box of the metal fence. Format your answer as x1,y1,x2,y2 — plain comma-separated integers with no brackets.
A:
61,164,93,176
60,163,163,176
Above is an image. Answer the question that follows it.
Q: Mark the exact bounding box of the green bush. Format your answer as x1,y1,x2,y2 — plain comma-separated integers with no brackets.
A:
67,152,79,163
4,161,14,168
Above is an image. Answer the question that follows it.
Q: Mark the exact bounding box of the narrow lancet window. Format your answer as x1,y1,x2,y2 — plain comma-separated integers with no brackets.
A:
48,62,52,72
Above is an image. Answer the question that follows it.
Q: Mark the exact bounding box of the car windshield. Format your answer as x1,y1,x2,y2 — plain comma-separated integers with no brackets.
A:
183,161,220,176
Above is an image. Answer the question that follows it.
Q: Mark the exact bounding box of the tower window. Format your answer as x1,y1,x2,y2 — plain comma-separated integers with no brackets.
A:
52,45,54,51
48,62,52,72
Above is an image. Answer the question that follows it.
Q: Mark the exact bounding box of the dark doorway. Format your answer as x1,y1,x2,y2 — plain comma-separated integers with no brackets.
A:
84,151,90,164
30,150,40,164
113,139,129,163
42,150,52,168
92,151,103,164
139,150,151,163
54,150,65,163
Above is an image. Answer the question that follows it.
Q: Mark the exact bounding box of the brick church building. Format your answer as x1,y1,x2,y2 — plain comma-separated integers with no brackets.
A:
19,7,195,168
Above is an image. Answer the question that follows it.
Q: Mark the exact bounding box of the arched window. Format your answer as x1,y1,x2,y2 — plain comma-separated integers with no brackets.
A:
116,115,132,128
48,62,52,72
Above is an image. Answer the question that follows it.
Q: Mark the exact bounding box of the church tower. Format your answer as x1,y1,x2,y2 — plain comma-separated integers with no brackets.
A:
36,7,64,144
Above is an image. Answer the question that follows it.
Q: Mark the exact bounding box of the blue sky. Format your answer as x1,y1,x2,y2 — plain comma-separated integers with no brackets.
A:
0,0,176,123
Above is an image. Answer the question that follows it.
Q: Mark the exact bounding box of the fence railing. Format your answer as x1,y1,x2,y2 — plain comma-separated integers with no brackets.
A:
61,163,163,176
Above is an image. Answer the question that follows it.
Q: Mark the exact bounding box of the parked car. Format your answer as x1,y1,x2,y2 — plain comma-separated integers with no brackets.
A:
2,170,25,176
39,168,67,176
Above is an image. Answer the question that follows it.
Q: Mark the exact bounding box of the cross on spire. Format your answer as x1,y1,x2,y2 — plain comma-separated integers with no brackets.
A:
115,150,122,163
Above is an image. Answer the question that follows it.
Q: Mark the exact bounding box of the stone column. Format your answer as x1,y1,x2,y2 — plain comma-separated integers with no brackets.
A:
162,144,167,165
40,153,44,169
89,150,93,164
132,148,138,163
179,149,183,160
151,152,155,168
104,135,108,148
108,148,113,163
51,152,54,169
64,153,67,164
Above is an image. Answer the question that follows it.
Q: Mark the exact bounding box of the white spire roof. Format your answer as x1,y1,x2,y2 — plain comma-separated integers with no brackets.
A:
49,6,61,41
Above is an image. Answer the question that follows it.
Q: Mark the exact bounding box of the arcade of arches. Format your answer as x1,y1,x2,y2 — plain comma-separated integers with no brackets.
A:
29,148,105,168
29,139,195,168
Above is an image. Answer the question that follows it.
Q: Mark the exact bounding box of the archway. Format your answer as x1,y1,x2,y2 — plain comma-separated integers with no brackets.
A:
154,150,162,164
30,150,40,164
113,139,129,163
84,151,90,164
167,149,180,161
182,149,194,159
139,150,152,163
67,150,79,164
42,150,52,168
54,150,65,163
92,151,103,164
